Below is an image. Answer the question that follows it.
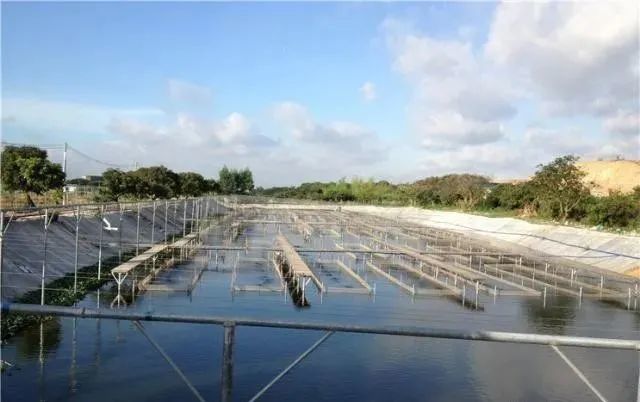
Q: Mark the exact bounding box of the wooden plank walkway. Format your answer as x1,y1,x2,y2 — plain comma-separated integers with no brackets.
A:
369,237,485,281
335,260,372,293
112,233,198,275
112,244,169,274
366,261,414,294
111,233,199,294
275,234,325,292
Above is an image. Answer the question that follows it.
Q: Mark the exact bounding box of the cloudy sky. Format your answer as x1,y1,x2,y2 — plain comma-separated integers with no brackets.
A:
2,2,638,186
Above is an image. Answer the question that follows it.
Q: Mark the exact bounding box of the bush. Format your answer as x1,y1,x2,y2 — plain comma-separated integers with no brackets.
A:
586,192,640,229
484,182,536,210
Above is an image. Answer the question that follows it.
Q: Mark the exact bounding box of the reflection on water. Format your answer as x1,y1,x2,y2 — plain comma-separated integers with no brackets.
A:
522,295,577,335
15,318,61,359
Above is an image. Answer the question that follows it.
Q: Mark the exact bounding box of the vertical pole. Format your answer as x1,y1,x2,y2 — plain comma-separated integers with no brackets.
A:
173,201,178,243
164,201,168,244
74,206,80,294
151,201,156,244
183,200,187,237
62,142,68,206
40,209,49,305
98,205,104,280
221,323,235,402
195,199,200,235
0,211,4,280
118,205,124,263
136,202,141,255
636,351,639,402
190,201,195,234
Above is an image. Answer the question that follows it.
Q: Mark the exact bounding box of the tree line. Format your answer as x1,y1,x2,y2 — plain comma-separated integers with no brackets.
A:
98,165,254,201
0,145,254,205
2,146,638,229
258,155,640,230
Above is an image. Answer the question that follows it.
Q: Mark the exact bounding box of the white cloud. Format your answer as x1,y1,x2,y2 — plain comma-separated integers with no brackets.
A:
109,111,270,150
2,96,162,134
419,142,525,179
383,2,640,175
272,101,387,167
382,17,516,151
271,102,316,140
167,79,213,105
523,127,597,156
214,112,251,144
603,110,640,137
359,81,377,102
486,2,639,119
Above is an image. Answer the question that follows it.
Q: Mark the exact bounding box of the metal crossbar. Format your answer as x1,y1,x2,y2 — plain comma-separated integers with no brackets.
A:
2,303,638,350
3,302,639,402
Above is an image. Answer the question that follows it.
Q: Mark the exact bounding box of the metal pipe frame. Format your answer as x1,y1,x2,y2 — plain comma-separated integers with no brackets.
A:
2,303,638,351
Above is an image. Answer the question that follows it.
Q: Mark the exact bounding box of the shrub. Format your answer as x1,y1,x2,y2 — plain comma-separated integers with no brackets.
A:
586,192,640,229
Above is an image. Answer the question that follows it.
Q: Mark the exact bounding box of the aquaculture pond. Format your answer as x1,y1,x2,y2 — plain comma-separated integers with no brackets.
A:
2,218,639,402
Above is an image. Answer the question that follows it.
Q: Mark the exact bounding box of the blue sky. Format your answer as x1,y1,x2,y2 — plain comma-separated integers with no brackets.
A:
2,2,638,185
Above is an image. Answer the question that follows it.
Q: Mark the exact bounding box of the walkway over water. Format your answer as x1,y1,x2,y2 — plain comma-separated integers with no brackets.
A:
110,233,199,304
275,234,325,292
2,196,639,402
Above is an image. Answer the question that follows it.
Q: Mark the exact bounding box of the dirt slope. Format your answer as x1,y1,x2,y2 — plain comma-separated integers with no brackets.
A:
577,160,640,196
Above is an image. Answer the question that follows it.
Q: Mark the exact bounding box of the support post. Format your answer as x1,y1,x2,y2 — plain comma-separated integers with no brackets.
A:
0,211,12,281
151,201,156,244
183,200,187,237
62,142,68,205
221,323,235,402
164,200,168,244
118,204,124,263
136,202,141,255
73,206,81,294
40,209,53,305
0,211,3,279
98,205,104,280
173,201,178,243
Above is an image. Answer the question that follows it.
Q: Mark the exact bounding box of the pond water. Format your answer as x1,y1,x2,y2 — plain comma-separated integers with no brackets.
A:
2,220,639,402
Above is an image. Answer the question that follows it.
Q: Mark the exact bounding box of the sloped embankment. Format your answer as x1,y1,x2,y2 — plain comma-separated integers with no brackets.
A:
346,205,640,277
1,204,189,301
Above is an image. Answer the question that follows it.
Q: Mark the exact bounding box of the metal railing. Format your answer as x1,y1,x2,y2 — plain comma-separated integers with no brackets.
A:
2,302,639,402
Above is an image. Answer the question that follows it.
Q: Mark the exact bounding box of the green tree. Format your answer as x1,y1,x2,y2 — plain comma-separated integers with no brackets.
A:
218,166,235,194
179,172,208,197
130,166,180,199
530,155,590,221
0,146,65,207
485,182,536,210
99,169,126,201
586,192,640,229
218,166,254,194
206,178,221,194
238,168,254,194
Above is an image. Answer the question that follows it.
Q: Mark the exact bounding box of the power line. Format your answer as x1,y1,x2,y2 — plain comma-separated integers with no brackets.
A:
1,141,133,170
1,141,65,150
67,145,131,169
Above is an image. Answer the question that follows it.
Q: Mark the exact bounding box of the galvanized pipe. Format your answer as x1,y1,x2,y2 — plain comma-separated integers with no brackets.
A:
98,205,104,280
3,303,638,351
249,331,334,401
221,322,235,402
133,321,205,402
551,345,608,402
136,202,141,256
